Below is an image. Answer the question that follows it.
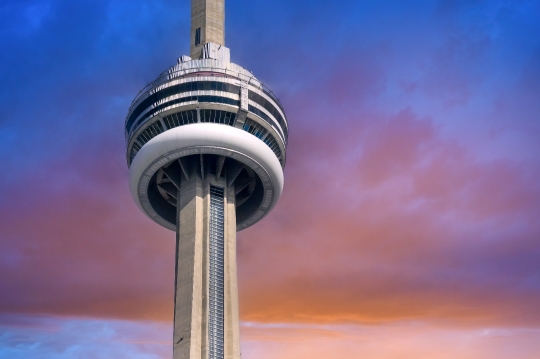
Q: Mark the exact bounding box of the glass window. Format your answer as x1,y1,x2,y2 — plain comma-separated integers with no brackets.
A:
195,27,201,46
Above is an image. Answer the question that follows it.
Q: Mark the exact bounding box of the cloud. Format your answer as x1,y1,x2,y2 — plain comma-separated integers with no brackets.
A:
0,314,170,359
241,322,540,359
236,106,540,326
0,0,539,338
0,140,175,320
1,315,539,359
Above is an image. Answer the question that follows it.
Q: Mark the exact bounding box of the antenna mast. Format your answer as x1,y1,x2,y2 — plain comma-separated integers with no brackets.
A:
191,0,225,59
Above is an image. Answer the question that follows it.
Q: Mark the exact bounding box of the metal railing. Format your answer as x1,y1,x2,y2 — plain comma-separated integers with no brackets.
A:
128,65,285,115
209,186,225,359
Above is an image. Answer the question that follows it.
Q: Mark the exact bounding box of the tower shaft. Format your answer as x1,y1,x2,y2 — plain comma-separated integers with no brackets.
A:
173,171,241,359
191,0,225,59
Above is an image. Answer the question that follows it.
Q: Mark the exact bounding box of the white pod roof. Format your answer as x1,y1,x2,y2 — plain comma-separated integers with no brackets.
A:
129,123,284,231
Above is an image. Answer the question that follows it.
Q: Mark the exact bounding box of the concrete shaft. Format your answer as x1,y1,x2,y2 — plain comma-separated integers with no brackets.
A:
191,0,225,59
173,172,240,359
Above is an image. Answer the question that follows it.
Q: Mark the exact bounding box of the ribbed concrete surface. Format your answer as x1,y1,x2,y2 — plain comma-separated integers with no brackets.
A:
191,0,225,58
173,174,241,359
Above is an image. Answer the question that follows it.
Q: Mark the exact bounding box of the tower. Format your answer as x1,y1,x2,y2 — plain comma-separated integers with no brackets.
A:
124,1,288,358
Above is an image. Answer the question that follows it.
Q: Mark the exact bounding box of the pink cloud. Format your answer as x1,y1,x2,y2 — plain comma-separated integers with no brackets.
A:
236,105,540,326
241,323,540,359
1,86,538,331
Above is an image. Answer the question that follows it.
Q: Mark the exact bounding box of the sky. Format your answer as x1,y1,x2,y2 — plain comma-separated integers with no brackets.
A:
0,0,539,358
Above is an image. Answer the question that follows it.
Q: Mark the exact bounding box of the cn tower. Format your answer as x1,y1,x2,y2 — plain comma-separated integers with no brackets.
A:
124,0,288,358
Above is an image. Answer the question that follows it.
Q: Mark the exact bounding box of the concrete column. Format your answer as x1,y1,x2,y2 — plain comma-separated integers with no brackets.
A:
173,175,207,359
224,185,241,359
173,170,240,359
191,0,225,59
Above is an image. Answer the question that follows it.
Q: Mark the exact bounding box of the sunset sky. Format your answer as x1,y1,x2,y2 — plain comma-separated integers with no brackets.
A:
1,0,540,358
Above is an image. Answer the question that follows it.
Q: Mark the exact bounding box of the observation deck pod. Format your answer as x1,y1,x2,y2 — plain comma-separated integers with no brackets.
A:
125,52,288,231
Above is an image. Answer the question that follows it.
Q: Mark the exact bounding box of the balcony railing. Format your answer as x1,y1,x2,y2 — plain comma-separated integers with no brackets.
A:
128,65,285,116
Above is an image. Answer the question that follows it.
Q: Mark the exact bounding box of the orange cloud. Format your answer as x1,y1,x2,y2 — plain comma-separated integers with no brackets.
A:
240,323,540,359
